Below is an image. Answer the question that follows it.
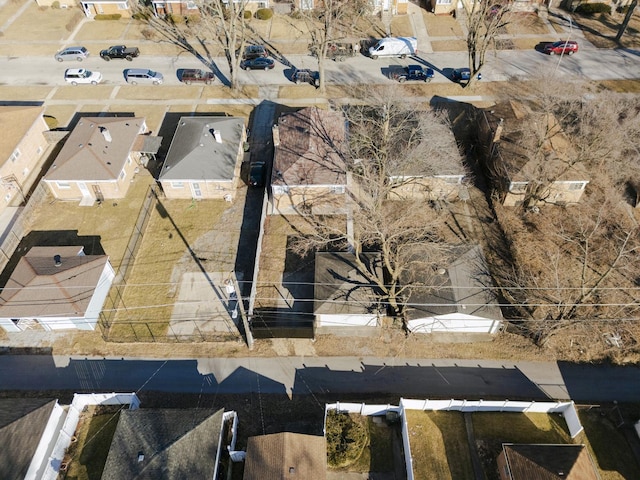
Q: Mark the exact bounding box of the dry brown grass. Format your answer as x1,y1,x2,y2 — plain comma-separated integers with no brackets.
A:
506,13,552,35
390,15,414,37
572,11,640,49
423,13,464,37
431,39,468,52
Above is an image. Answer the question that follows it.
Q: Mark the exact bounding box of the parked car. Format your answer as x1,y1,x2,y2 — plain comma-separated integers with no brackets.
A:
292,68,320,87
241,57,275,70
390,65,434,83
100,45,140,61
125,68,163,85
544,40,579,56
242,45,269,60
180,69,215,85
64,68,102,85
249,161,266,187
315,41,360,62
368,37,417,60
55,46,89,62
452,68,471,82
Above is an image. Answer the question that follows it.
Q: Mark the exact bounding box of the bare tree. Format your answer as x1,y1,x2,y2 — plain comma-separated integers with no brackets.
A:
462,0,514,88
616,0,638,42
138,0,250,91
300,0,370,93
289,88,467,330
496,189,640,350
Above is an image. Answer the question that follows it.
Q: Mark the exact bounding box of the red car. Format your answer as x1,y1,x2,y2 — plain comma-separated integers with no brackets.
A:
544,40,579,56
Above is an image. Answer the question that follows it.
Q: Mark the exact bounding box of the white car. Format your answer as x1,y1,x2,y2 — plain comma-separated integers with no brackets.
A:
64,68,103,85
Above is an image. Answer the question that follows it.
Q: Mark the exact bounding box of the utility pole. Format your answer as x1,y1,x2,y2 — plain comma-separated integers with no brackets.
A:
231,272,253,350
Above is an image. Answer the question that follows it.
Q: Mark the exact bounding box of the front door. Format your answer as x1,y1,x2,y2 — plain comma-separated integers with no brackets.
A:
78,182,92,200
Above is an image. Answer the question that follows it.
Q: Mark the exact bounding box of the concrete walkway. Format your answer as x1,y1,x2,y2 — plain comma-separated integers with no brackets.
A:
464,412,486,480
408,2,433,54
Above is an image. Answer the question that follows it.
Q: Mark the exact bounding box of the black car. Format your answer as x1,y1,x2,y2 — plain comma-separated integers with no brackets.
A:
390,65,434,83
241,57,275,70
243,45,268,60
292,68,320,87
249,161,266,187
452,68,471,82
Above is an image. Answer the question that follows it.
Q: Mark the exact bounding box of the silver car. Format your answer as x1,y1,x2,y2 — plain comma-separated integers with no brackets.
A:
55,46,89,62
124,68,163,85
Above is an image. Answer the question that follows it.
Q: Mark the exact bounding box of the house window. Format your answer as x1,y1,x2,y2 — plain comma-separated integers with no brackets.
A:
128,157,132,165
567,182,586,191
9,149,20,163
273,185,289,194
436,0,452,4
22,168,29,178
4,194,10,202
56,181,71,189
37,146,43,155
119,170,126,180
171,181,184,188
186,0,196,8
117,2,128,9
509,182,527,193
330,185,345,194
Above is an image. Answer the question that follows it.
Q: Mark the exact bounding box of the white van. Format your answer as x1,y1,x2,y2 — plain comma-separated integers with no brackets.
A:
368,37,418,60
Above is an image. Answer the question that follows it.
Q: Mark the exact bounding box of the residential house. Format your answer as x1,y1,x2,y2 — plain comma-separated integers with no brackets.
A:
80,0,133,18
479,101,589,207
0,398,66,480
43,117,155,205
158,116,246,200
151,0,269,17
101,408,236,480
243,432,327,480
404,245,504,334
0,106,49,216
498,444,599,480
0,246,115,332
271,106,347,215
295,0,408,15
314,252,383,331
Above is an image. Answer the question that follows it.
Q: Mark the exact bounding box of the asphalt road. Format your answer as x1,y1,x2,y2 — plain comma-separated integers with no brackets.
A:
3,47,640,88
1,355,639,403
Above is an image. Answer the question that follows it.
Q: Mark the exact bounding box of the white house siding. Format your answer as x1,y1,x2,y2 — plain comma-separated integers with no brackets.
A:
407,312,502,334
316,314,378,327
73,261,115,330
25,402,66,480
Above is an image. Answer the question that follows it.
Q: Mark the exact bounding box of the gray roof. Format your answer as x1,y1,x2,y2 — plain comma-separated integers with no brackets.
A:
403,245,504,321
45,117,146,181
0,246,110,319
314,252,382,316
0,398,57,480
159,116,244,181
243,432,327,480
101,408,224,480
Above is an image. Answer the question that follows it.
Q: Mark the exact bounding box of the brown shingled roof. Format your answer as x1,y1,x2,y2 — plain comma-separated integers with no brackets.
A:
243,432,327,480
0,246,110,318
45,117,145,181
273,107,346,187
502,444,599,480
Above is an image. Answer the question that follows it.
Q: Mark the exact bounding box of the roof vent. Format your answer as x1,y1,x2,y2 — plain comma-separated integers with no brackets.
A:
289,467,295,474
436,267,446,275
99,126,112,142
54,255,62,267
138,452,144,463
213,129,222,143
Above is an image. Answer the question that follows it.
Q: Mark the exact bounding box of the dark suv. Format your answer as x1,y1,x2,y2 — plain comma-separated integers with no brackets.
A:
243,45,268,60
390,65,434,83
292,68,320,87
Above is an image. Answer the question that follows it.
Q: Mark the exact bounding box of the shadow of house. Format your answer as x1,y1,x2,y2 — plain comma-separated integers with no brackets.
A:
314,252,384,334
101,408,236,480
404,245,504,334
0,398,63,480
477,101,589,207
0,245,115,333
498,444,599,479
243,432,327,480
158,116,246,200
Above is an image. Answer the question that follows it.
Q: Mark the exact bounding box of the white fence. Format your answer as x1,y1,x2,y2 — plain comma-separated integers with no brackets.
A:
40,393,140,480
248,188,269,317
324,398,584,480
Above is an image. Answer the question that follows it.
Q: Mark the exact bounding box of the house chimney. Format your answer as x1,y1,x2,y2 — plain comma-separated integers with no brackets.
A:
492,118,504,143
99,126,112,142
54,255,62,267
213,129,222,143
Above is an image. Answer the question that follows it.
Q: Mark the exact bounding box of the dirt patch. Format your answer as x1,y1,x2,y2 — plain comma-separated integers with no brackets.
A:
423,13,464,37
431,39,468,52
